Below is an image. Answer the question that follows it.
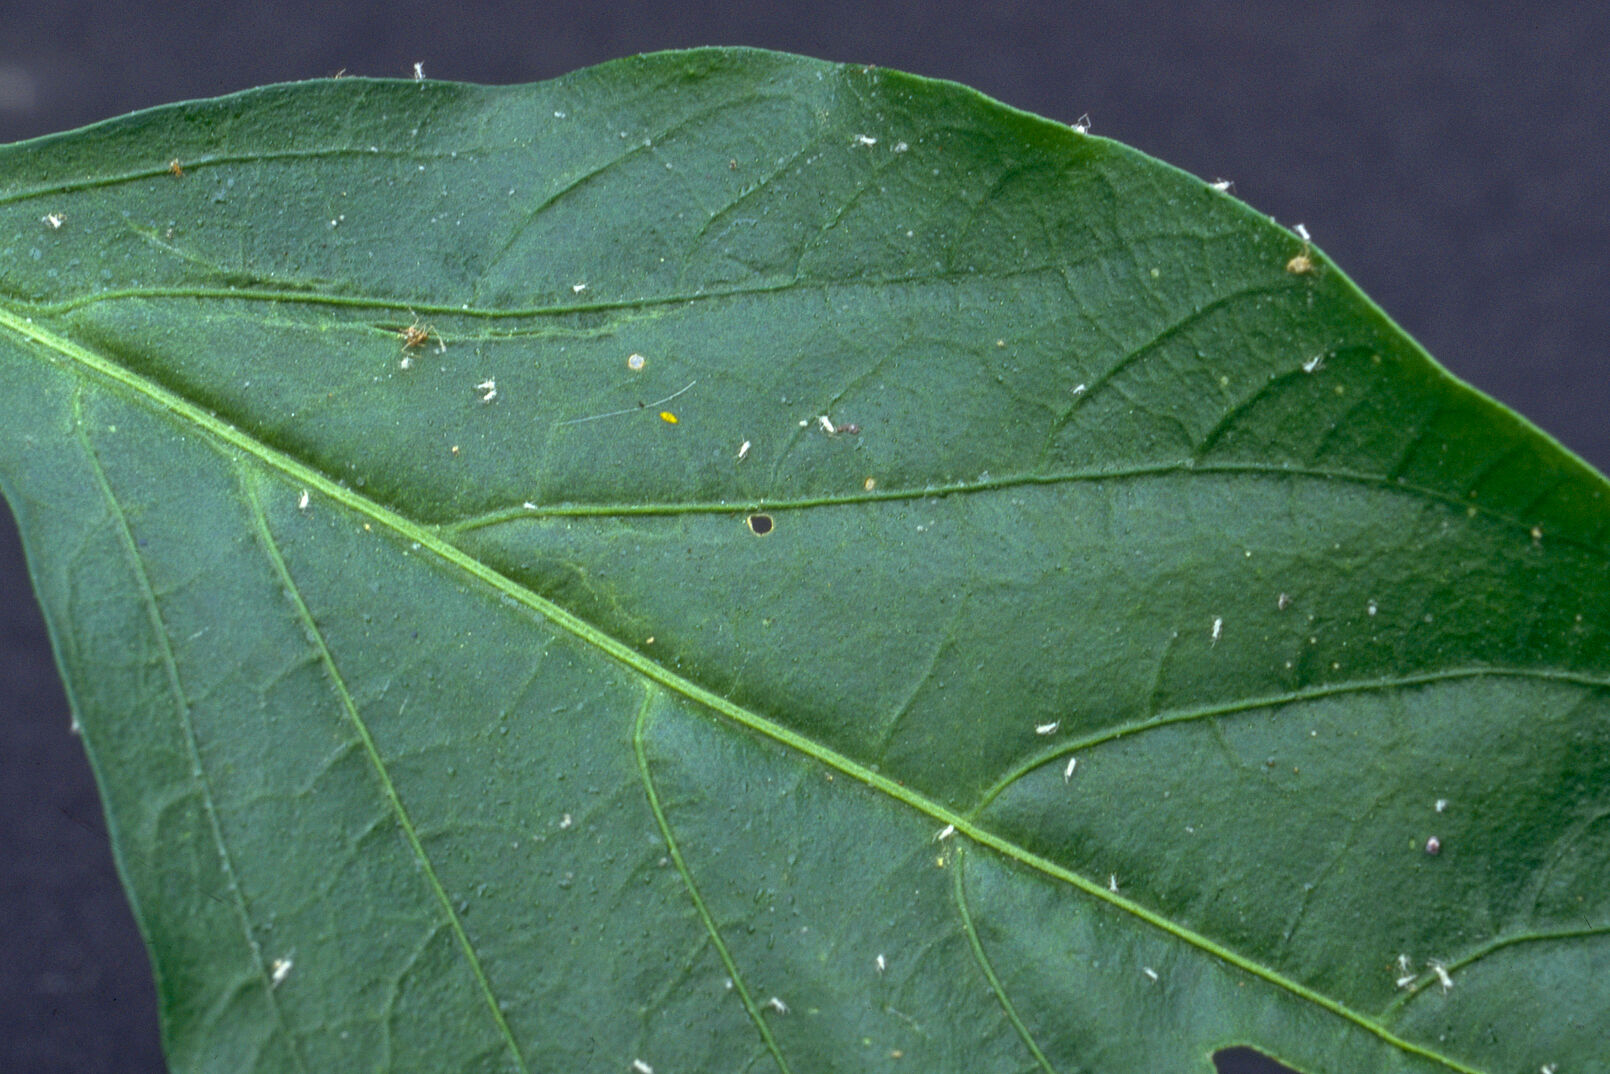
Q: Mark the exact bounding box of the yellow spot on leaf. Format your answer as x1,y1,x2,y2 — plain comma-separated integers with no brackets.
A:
659,411,678,424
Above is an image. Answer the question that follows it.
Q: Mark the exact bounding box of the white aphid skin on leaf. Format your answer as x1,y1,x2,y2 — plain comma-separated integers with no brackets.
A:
1142,967,1158,982
935,824,955,842
1302,354,1325,374
1035,721,1059,735
1072,113,1092,134
1108,874,1119,893
1064,756,1077,782
875,954,886,974
572,282,587,293
818,414,836,435
767,996,789,1015
1436,798,1448,813
270,957,292,986
42,212,64,229
1211,617,1222,645
297,490,310,511
737,440,751,461
1429,961,1454,992
631,1061,653,1074
412,62,425,80
854,134,878,146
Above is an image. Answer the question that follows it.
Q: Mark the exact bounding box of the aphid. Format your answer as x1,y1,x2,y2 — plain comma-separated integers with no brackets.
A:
875,954,886,974
168,159,184,177
1425,836,1441,855
818,414,837,435
1396,954,1412,976
834,422,860,435
270,957,292,986
1435,798,1448,813
42,212,64,229
1277,592,1291,610
1210,178,1235,192
767,996,789,1015
737,440,751,461
297,489,310,511
854,134,878,146
1108,874,1119,893
627,353,646,371
1063,756,1078,782
398,319,435,350
1286,223,1317,275
863,477,876,491
572,283,588,294
1035,721,1059,735
558,813,573,829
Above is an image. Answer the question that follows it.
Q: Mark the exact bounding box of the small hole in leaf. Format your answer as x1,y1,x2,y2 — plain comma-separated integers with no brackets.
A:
1213,1046,1300,1074
746,514,773,536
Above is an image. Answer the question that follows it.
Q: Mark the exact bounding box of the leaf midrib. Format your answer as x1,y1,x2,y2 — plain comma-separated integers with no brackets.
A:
0,302,1488,1073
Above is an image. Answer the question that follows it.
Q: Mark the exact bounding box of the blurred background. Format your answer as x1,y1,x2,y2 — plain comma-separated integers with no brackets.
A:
2,3,1605,1071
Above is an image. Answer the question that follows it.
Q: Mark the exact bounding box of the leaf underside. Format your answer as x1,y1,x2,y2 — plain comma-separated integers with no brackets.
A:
2,48,1607,1074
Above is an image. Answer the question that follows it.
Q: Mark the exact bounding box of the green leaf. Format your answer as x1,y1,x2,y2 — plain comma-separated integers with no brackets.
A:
2,47,1606,1074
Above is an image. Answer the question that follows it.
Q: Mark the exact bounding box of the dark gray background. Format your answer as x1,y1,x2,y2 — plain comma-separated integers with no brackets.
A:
2,4,1605,1072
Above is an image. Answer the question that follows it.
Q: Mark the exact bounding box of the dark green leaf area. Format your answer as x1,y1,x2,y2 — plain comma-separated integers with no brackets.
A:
2,47,1607,1074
